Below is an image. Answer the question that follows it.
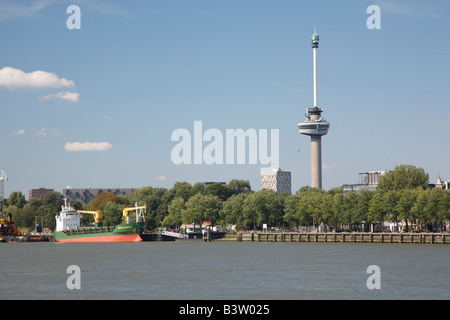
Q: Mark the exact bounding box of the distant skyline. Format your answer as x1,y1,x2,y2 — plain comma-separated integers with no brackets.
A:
1,0,450,199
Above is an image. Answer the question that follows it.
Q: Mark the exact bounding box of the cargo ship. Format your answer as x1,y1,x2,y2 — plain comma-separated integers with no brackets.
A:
54,199,147,242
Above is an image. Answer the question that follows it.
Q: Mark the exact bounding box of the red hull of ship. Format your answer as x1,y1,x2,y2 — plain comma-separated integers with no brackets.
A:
56,234,143,243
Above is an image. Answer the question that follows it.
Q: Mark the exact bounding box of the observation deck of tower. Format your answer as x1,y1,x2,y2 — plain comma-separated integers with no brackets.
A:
297,30,330,189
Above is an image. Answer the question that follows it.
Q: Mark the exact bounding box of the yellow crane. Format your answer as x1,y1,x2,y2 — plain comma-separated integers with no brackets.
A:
123,204,146,224
77,210,103,227
0,213,20,237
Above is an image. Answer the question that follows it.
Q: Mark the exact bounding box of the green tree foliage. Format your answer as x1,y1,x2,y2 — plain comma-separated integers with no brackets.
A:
171,182,194,201
88,192,118,211
377,164,429,191
227,179,252,195
102,201,123,226
42,192,64,231
5,205,21,226
131,186,171,229
7,191,26,208
243,189,283,229
220,193,247,228
20,203,40,229
162,197,185,229
3,166,449,232
283,188,326,229
204,183,232,201
182,193,222,228
395,189,418,232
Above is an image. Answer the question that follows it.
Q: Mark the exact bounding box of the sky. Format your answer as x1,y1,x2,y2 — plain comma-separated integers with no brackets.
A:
1,0,450,199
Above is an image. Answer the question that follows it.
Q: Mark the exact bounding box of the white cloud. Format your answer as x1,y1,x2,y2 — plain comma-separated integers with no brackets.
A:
155,176,176,181
35,127,60,136
11,128,59,136
11,129,25,136
373,0,443,18
64,141,112,152
323,163,352,170
85,1,134,18
99,113,111,120
0,0,134,23
0,1,51,23
0,67,75,90
40,91,79,102
267,80,300,92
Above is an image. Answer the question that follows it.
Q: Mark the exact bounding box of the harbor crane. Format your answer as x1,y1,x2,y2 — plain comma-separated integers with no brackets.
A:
123,203,146,224
77,210,103,227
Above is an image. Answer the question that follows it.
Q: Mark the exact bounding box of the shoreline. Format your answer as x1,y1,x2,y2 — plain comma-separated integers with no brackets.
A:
218,232,450,244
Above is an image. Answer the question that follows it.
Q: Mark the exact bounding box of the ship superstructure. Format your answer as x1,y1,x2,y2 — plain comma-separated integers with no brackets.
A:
55,198,83,232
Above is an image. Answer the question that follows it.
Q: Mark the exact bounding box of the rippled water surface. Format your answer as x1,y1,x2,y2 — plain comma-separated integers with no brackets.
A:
1,241,448,299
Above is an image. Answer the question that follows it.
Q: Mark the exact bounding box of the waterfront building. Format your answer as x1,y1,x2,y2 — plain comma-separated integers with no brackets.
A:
261,168,291,194
179,221,213,233
202,182,226,186
434,175,449,190
62,187,135,204
342,170,387,194
0,170,7,201
29,188,54,200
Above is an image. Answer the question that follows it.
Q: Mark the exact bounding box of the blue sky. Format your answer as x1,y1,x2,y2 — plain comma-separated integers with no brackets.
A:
1,0,449,198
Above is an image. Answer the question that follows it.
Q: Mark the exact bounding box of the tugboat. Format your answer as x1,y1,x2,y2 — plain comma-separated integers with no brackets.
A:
0,213,20,242
54,199,146,242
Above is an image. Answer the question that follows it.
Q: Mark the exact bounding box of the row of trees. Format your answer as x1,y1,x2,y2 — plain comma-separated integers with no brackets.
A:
2,165,450,233
284,186,450,232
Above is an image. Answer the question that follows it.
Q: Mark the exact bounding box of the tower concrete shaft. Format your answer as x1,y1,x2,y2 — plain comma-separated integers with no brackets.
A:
311,135,322,189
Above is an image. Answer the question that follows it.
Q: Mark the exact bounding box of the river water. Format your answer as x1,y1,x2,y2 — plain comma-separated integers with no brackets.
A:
0,241,448,300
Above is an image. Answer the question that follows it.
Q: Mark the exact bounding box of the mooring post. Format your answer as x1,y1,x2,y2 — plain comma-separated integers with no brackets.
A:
206,225,211,242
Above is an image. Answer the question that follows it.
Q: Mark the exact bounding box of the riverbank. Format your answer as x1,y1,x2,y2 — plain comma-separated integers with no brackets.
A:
219,232,450,244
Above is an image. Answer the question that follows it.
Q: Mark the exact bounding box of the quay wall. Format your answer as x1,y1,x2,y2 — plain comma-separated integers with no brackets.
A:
225,232,449,244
